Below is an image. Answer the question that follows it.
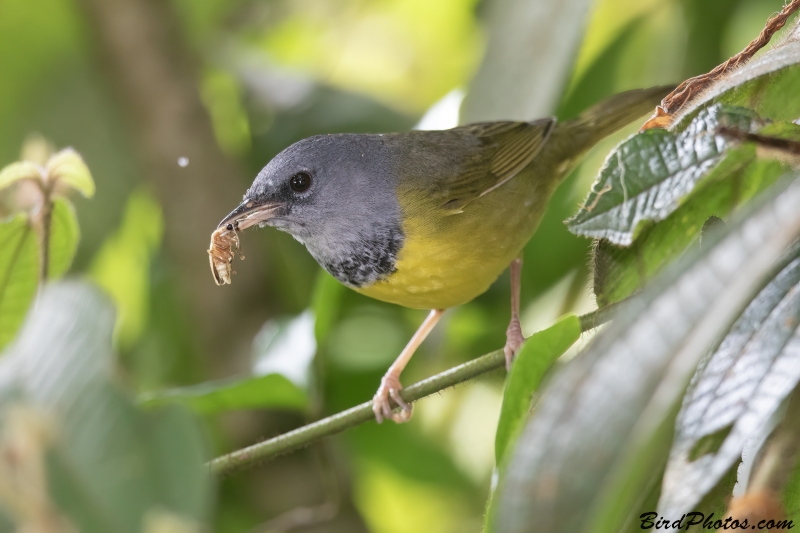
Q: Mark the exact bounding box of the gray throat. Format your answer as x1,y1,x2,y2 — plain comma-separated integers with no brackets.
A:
305,223,404,288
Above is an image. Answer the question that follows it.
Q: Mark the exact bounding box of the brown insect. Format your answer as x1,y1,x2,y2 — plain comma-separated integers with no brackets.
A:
208,222,244,285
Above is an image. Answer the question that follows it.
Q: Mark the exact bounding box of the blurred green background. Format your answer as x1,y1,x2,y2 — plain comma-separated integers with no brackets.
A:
0,0,787,530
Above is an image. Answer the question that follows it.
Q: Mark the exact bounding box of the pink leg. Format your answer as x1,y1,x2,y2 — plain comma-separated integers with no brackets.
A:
373,309,444,424
504,257,525,370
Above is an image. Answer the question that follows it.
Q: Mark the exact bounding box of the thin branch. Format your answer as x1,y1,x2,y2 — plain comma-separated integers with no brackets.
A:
31,179,54,282
38,197,52,281
641,0,800,131
209,304,619,476
579,298,624,332
718,126,800,156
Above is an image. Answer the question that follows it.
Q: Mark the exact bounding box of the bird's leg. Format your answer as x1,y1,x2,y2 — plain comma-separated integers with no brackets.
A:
373,309,444,424
504,257,525,370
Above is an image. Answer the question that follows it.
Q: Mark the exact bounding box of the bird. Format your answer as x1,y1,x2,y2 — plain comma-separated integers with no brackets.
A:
216,86,670,424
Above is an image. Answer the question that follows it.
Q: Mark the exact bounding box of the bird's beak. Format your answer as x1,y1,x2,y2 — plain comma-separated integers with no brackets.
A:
217,199,284,230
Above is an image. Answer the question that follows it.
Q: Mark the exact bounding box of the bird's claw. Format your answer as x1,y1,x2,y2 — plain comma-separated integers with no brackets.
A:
372,373,413,424
504,318,525,371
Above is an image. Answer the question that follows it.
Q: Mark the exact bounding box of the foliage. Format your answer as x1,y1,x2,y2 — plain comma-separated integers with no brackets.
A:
1,0,800,531
660,244,800,517
575,108,800,306
0,282,209,532
489,16,800,532
0,144,92,351
493,175,800,533
494,315,581,466
0,215,37,350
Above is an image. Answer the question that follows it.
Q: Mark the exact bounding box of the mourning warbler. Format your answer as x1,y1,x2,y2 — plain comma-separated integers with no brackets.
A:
217,86,671,423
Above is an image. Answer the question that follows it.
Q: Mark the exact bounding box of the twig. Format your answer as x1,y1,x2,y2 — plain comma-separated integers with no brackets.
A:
33,181,54,281
209,304,620,476
718,126,800,156
641,0,800,131
38,197,52,281
579,298,624,331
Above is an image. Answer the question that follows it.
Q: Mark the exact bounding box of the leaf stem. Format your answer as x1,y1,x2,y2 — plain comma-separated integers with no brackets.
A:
209,304,618,476
39,196,52,281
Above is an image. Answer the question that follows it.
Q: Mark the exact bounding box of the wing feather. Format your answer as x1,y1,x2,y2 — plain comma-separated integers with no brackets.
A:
434,118,555,212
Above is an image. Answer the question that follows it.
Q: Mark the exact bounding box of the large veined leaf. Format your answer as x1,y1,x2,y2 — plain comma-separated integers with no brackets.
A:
0,282,211,532
0,214,38,352
591,152,790,306
658,245,800,517
568,27,800,306
492,174,800,533
567,105,765,245
584,113,800,306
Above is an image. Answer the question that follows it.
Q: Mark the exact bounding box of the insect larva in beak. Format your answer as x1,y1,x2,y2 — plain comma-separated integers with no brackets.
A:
208,223,244,286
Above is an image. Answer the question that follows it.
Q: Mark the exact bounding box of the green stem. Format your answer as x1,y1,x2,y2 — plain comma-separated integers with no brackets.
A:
209,305,618,476
39,196,52,281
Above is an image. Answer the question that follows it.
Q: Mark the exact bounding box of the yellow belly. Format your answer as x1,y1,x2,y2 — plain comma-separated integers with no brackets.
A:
355,165,555,309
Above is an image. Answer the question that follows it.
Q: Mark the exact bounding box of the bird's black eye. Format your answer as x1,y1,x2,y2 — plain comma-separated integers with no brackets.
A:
290,172,311,192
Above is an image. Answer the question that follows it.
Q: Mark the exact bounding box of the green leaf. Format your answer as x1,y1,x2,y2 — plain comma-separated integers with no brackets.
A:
141,310,313,415
485,315,581,533
0,161,41,190
494,315,581,465
493,175,800,533
138,373,308,414
659,245,800,516
567,104,762,245
0,282,211,531
0,214,38,352
46,148,95,198
48,198,80,278
590,121,800,306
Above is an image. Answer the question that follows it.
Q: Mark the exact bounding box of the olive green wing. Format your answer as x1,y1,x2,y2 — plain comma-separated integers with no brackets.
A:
437,118,555,213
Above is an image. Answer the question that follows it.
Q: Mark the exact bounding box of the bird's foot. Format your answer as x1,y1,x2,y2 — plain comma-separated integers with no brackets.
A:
372,373,413,424
504,318,525,371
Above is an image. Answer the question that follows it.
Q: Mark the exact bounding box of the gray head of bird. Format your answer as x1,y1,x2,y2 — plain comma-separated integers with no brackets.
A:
217,134,405,287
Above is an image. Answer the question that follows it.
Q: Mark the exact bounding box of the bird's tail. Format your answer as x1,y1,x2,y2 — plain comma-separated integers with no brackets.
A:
553,85,675,159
